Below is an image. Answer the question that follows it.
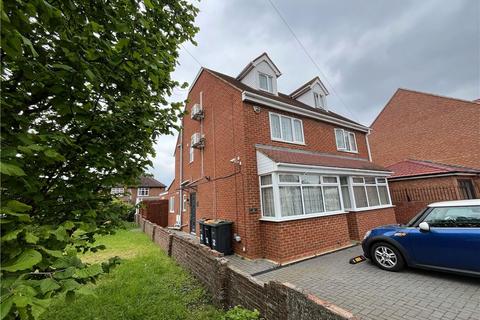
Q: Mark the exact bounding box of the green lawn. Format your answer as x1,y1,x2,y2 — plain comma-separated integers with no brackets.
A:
42,225,224,320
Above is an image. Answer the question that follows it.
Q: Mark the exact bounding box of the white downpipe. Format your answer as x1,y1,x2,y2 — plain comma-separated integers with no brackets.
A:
366,129,373,162
178,129,183,227
200,91,204,177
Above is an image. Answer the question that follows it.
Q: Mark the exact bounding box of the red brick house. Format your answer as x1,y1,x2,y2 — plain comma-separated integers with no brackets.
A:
386,159,480,223
166,53,396,263
370,89,480,222
112,176,166,205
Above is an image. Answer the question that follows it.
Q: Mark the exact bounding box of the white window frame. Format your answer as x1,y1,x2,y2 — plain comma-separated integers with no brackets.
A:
269,112,305,145
169,196,175,213
350,176,392,211
313,92,325,108
111,187,124,195
137,187,149,197
258,72,273,93
182,194,187,212
189,145,194,163
259,172,344,222
259,172,393,221
259,175,275,217
335,128,358,153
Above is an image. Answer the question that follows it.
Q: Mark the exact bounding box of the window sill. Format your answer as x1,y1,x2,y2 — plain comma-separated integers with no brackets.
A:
337,149,358,154
259,210,347,222
259,87,275,95
271,138,305,146
348,205,395,212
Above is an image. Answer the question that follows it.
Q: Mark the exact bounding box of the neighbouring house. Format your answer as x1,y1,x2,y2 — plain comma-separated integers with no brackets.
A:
386,159,480,223
370,89,480,223
111,176,166,205
166,53,396,263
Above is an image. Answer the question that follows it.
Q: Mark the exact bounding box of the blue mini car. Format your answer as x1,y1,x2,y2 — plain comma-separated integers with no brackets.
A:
362,199,480,277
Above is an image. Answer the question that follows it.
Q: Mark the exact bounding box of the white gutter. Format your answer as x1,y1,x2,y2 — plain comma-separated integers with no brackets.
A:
275,162,392,176
242,91,369,133
389,172,477,181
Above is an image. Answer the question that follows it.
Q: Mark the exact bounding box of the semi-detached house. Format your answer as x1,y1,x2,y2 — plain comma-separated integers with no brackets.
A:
166,53,396,263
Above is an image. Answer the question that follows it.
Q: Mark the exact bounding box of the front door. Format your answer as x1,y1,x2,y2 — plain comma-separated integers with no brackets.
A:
189,193,197,234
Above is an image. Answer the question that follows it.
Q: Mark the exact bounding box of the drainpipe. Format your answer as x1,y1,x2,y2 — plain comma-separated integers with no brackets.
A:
178,129,183,227
200,91,204,177
366,129,373,162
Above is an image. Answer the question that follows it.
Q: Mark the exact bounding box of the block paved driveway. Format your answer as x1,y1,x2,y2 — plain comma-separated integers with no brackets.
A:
256,246,480,320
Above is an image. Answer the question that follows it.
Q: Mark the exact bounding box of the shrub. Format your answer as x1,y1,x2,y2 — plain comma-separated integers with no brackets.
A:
224,306,261,320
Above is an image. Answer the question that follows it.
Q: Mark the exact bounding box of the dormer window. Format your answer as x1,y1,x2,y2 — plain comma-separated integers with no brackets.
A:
259,73,273,93
314,92,324,108
290,76,329,109
236,53,281,95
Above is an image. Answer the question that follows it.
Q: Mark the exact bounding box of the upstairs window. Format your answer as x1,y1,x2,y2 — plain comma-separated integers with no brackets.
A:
269,113,304,144
111,187,124,195
259,72,273,93
335,128,357,152
313,92,325,108
137,187,149,196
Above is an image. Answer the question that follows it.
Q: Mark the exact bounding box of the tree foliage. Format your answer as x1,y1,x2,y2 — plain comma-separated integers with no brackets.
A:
1,0,198,318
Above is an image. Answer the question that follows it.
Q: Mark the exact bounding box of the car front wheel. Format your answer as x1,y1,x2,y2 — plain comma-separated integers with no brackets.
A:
371,242,405,272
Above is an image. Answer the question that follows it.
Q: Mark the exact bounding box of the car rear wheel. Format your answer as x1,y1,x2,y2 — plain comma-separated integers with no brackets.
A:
371,242,405,272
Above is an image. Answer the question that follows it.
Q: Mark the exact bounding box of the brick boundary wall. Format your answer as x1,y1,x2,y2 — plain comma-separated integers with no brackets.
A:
136,215,358,320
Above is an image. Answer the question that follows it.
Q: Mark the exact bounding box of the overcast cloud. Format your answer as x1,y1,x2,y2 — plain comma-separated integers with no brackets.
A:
148,0,480,185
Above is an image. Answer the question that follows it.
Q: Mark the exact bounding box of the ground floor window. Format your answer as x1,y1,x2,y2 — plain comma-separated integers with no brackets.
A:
260,175,275,217
260,173,343,219
352,177,391,208
260,173,392,220
169,196,175,213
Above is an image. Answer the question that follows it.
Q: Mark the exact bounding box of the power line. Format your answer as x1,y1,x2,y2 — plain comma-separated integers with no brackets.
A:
181,43,203,67
267,0,360,122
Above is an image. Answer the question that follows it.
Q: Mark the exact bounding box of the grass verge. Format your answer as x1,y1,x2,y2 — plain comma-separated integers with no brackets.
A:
41,226,224,320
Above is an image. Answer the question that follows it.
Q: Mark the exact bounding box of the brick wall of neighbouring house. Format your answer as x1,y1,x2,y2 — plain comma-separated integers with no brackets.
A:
260,214,352,263
388,175,480,223
137,216,356,320
370,89,480,169
346,207,397,241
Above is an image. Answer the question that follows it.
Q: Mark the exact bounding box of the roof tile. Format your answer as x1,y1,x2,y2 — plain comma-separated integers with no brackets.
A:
257,145,389,172
387,159,480,179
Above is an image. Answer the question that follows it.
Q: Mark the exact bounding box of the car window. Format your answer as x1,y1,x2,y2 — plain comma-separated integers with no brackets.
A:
423,206,480,228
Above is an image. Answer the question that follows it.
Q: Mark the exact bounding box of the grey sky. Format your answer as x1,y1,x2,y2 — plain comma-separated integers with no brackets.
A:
148,0,480,186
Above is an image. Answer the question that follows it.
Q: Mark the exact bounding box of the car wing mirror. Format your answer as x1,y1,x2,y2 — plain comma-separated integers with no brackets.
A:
419,221,430,232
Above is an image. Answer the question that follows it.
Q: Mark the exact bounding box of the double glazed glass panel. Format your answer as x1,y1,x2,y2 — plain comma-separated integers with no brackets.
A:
279,186,303,217
281,116,293,142
303,186,324,214
261,187,275,217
